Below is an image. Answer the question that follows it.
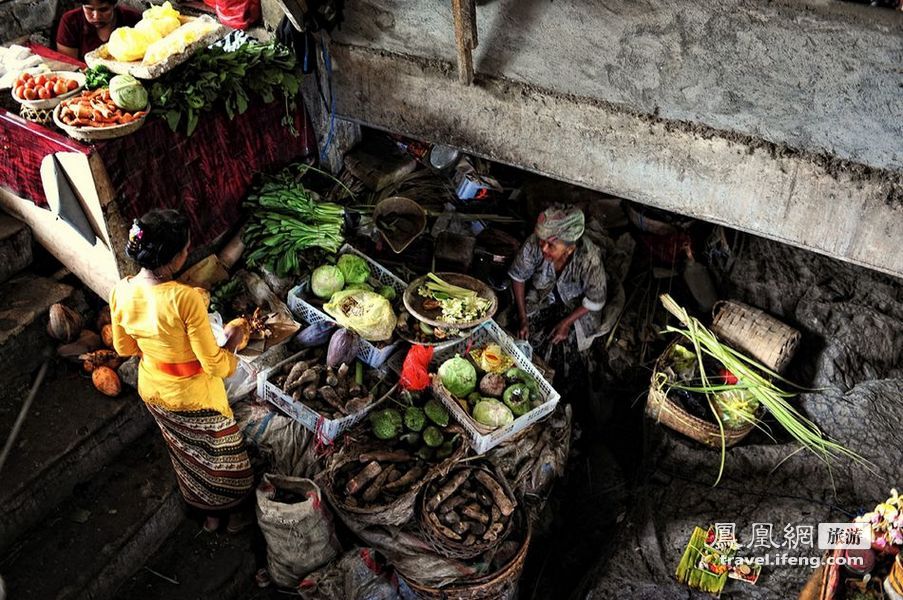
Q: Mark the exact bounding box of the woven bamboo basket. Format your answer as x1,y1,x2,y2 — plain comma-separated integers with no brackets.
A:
645,340,758,448
321,428,468,527
418,465,517,560
399,514,531,600
710,301,801,374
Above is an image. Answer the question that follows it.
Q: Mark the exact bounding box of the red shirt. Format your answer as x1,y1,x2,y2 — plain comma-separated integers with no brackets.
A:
56,6,142,60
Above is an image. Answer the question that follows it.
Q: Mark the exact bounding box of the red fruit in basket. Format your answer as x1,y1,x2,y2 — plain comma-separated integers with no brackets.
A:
20,72,31,81
25,79,35,90
54,82,68,96
66,79,78,91
23,88,36,100
14,85,25,99
35,74,47,86
37,87,51,100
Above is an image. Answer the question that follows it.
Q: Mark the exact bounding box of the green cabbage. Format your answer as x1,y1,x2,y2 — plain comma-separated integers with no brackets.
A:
472,399,514,429
109,74,148,111
438,356,477,397
311,265,345,299
337,254,370,285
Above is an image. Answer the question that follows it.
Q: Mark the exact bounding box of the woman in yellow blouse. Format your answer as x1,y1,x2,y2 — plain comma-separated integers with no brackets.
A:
109,209,251,533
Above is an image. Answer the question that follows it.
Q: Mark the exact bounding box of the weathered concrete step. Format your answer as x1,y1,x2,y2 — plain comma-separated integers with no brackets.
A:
0,370,153,553
114,518,258,600
0,273,74,400
0,213,32,284
0,430,183,600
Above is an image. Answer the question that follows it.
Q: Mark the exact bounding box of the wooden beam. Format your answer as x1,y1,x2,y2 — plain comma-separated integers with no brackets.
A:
451,0,476,85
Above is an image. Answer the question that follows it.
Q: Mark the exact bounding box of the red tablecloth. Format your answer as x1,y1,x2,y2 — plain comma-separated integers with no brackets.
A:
0,97,315,247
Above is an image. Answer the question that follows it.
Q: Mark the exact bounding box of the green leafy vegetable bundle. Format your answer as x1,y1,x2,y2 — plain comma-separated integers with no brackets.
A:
149,40,300,136
243,165,346,277
84,65,115,90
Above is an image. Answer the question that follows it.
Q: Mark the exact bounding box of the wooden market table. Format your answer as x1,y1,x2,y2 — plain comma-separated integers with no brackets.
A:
0,45,315,298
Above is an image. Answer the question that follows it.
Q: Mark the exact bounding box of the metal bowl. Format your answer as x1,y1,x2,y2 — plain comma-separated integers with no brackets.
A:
403,272,498,330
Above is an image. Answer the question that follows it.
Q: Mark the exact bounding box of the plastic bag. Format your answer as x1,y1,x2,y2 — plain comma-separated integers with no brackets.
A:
256,475,341,588
323,290,395,342
400,345,433,391
298,548,399,600
216,0,260,30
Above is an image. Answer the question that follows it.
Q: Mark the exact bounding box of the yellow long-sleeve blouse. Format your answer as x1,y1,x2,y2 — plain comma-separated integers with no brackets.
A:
109,278,238,418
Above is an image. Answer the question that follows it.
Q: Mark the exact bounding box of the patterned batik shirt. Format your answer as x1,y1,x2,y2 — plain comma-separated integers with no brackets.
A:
508,234,607,351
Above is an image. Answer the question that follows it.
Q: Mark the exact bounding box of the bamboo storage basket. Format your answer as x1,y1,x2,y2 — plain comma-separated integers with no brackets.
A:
399,514,531,600
645,340,758,448
710,300,801,373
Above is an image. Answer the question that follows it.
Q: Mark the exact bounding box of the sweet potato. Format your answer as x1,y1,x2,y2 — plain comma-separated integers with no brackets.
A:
345,461,382,496
474,470,515,517
426,469,470,512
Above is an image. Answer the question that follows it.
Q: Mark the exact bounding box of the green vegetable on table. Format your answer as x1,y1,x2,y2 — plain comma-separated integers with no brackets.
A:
437,356,477,398
243,165,346,277
502,383,532,417
370,408,403,440
377,285,396,301
403,406,426,432
84,65,114,90
337,254,370,285
149,39,300,136
109,74,148,111
472,398,514,429
417,273,491,325
311,265,345,299
422,425,444,448
424,398,449,428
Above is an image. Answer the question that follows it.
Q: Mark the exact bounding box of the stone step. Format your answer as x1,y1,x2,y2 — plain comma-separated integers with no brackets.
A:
114,518,258,600
0,273,75,401
0,430,183,600
0,370,153,554
0,213,32,284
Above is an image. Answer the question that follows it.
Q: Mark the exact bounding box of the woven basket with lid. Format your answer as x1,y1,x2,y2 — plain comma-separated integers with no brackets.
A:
710,301,801,374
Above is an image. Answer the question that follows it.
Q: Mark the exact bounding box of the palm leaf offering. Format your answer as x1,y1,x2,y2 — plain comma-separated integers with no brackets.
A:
658,294,872,485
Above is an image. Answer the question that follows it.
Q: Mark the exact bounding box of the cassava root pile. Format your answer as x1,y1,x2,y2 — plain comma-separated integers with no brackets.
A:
424,467,517,547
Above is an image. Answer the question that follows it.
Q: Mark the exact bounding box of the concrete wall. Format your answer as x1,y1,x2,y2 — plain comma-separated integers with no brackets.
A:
288,0,903,278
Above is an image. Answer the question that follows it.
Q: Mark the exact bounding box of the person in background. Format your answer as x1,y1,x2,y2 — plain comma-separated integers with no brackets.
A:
56,0,141,60
509,204,607,386
109,209,252,534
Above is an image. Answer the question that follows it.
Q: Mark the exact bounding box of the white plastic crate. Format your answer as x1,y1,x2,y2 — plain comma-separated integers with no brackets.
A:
390,320,561,455
256,350,389,444
286,244,408,368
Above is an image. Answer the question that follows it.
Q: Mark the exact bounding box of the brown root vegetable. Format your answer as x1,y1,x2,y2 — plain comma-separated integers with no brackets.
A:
292,390,302,402
359,450,412,463
469,521,487,536
362,465,395,502
285,367,319,393
477,491,493,508
452,521,469,536
384,465,424,492
428,511,462,541
479,372,506,398
47,303,84,343
57,330,103,359
387,469,403,483
80,349,123,373
439,495,466,514
345,394,373,414
345,461,382,495
426,469,470,512
439,511,461,527
463,534,478,546
325,368,339,387
303,383,318,401
318,386,347,414
483,521,505,542
474,471,515,517
283,360,312,389
92,366,121,397
462,503,489,524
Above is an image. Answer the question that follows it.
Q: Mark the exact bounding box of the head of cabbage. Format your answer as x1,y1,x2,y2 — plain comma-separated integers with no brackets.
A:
438,356,477,398
109,75,148,112
337,254,370,285
311,265,345,299
472,399,514,429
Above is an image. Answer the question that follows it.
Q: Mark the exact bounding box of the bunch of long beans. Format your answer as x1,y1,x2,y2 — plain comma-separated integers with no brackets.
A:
243,165,347,277
658,294,871,485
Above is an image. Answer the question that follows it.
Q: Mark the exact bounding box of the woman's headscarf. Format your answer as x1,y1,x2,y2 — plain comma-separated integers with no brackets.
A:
535,204,585,243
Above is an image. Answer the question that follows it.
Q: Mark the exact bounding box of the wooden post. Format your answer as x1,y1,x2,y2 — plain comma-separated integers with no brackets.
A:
452,0,477,85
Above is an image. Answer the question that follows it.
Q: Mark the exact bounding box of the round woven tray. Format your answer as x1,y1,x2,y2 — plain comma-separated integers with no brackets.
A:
10,71,86,111
399,513,531,600
418,465,516,560
645,340,758,448
403,273,498,330
53,103,148,141
710,300,801,374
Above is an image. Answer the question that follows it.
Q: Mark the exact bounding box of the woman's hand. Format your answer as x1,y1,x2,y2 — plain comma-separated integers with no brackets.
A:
517,314,529,340
550,319,572,345
222,323,244,353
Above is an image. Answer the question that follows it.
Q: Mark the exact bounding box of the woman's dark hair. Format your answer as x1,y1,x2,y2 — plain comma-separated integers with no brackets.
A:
125,209,189,270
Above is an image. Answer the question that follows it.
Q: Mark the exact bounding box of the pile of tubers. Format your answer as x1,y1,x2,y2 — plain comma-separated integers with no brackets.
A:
49,303,124,397
424,467,517,548
334,450,427,509
271,346,378,420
